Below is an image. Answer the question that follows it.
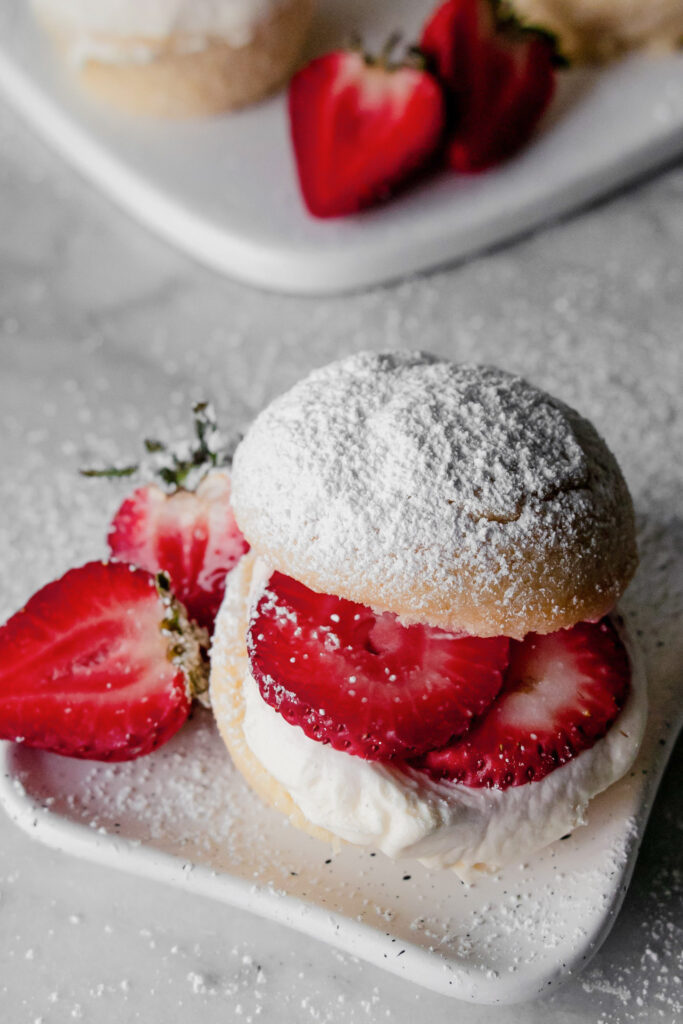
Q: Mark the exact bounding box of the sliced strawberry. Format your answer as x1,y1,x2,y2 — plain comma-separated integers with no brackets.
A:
288,42,446,217
247,572,510,760
416,619,630,789
0,561,208,761
85,401,248,634
108,470,248,633
420,0,557,171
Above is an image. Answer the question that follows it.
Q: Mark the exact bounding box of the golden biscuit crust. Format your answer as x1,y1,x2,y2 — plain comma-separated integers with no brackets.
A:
232,353,637,639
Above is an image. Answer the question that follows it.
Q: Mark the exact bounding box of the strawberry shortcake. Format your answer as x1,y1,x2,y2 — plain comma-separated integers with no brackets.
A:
209,351,647,878
31,0,315,116
508,0,683,62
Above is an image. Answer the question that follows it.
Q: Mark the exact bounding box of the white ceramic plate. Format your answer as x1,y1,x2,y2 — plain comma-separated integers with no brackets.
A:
0,2,682,294
0,629,678,1005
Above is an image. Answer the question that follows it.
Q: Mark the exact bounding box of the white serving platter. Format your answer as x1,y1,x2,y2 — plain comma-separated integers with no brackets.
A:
0,2,682,294
0,631,679,1005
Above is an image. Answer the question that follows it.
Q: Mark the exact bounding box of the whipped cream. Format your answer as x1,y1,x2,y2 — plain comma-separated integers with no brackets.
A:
215,555,647,880
32,0,287,61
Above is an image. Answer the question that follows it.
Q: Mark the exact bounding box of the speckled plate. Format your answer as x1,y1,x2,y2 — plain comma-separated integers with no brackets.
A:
0,3,682,294
0,642,678,1006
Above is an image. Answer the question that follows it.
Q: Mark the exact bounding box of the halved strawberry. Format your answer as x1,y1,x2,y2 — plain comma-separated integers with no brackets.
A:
0,561,208,761
420,0,558,171
85,403,248,633
288,39,446,217
416,619,630,789
108,471,248,633
247,572,510,760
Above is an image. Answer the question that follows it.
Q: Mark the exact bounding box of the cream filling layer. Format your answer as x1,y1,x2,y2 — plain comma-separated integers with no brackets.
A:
221,555,647,878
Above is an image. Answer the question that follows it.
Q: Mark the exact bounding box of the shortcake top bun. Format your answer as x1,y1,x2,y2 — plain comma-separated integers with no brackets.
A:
508,0,683,62
31,0,314,117
230,351,637,640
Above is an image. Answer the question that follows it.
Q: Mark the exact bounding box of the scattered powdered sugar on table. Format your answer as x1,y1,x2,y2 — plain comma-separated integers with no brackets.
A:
57,713,246,853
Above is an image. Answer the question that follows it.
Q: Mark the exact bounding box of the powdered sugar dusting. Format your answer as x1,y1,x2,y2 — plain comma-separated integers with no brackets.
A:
231,352,636,638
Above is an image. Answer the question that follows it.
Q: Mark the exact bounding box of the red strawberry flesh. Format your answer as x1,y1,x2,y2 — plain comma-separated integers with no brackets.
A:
108,471,248,633
248,572,510,760
420,0,556,172
0,561,200,761
447,33,555,172
289,50,446,218
415,618,631,788
421,0,497,101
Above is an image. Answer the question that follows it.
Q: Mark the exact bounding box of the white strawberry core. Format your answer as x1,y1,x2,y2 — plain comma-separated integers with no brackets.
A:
339,53,429,114
496,636,585,729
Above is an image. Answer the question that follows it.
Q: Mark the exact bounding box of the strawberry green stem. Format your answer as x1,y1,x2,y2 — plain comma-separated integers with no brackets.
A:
349,30,428,73
81,402,239,493
156,572,211,708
